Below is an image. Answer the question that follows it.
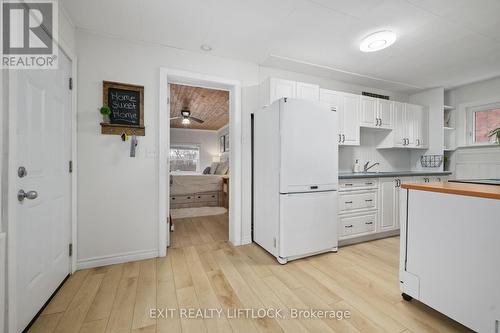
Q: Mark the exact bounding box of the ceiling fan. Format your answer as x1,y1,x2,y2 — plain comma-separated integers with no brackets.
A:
170,109,204,125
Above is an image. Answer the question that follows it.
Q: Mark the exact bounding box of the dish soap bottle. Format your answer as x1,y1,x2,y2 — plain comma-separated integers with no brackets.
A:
353,159,361,173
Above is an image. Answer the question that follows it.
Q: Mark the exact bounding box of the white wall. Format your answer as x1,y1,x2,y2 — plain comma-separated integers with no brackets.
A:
170,128,220,171
75,29,414,268
445,77,500,178
75,30,259,268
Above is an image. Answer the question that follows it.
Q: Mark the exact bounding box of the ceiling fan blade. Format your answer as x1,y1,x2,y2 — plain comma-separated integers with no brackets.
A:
170,116,182,120
189,116,204,123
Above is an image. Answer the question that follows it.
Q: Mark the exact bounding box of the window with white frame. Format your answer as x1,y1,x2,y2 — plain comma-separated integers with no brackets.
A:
170,145,200,173
467,103,500,144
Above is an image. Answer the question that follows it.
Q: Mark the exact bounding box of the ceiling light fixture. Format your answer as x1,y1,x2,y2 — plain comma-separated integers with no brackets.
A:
200,44,212,52
360,31,397,52
181,118,191,125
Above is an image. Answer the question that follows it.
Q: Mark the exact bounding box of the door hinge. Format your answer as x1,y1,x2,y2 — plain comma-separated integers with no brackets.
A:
69,243,73,257
69,77,73,90
69,160,73,173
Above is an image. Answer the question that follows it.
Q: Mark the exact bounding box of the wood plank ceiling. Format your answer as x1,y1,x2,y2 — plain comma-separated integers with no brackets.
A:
170,84,229,130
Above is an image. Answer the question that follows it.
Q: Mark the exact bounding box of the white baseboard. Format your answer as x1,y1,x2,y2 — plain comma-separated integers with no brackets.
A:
76,249,158,270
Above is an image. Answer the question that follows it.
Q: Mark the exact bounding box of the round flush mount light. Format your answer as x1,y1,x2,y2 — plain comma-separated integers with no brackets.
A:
360,31,397,52
200,44,212,52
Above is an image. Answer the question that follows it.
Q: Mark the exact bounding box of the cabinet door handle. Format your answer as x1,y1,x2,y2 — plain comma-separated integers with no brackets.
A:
365,182,373,185
365,221,373,225
345,225,353,228
344,183,353,187
345,201,353,204
365,199,373,202
339,134,342,143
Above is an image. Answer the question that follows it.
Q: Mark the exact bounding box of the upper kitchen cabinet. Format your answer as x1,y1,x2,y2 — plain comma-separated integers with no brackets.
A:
359,96,393,129
378,102,428,149
260,77,319,106
320,89,360,146
296,82,320,101
408,103,427,149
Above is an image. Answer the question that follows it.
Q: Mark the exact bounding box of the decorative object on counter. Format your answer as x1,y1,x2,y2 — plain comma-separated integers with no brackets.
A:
444,111,452,127
121,133,129,141
488,128,500,144
353,159,361,173
99,105,111,123
420,154,443,168
101,81,145,136
129,135,138,157
443,155,449,170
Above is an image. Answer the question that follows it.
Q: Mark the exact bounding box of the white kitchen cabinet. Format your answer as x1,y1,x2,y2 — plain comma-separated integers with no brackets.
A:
339,211,377,238
339,190,377,213
378,102,427,149
359,96,378,127
296,82,320,101
260,78,296,106
379,177,413,231
320,89,360,146
261,78,320,106
359,96,393,129
408,103,427,148
378,99,393,129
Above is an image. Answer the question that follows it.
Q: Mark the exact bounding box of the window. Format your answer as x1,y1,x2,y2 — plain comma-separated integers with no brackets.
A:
468,103,500,144
170,145,200,173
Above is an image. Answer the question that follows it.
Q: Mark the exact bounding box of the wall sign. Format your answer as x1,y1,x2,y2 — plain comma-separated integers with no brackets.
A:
101,81,145,136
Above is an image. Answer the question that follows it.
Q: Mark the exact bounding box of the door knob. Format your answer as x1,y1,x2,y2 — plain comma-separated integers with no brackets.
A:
18,189,38,202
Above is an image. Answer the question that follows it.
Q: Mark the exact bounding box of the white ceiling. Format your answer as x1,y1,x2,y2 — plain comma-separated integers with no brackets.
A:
62,0,500,92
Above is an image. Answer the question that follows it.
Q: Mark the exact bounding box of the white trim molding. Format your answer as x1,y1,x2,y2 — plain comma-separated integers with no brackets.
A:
159,68,244,251
76,249,158,270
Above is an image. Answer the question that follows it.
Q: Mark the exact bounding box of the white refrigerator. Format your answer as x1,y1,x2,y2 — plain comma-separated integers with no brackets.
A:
253,98,338,264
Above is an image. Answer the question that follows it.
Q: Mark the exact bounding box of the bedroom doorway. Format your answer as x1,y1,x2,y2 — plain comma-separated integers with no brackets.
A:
168,84,230,247
158,68,242,256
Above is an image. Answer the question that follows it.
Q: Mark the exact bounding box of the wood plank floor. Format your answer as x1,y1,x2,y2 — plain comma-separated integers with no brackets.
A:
29,213,473,333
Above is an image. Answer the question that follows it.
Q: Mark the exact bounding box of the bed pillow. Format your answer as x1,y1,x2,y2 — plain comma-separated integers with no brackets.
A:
202,166,211,174
209,162,219,174
215,162,229,175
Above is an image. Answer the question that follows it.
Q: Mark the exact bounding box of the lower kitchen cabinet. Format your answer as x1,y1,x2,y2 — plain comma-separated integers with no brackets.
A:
379,177,413,231
339,211,377,238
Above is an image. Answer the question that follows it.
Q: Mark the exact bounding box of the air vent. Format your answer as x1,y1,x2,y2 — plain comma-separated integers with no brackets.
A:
362,92,390,100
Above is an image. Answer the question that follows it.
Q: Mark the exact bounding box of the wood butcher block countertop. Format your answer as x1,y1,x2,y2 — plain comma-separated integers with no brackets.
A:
401,182,500,200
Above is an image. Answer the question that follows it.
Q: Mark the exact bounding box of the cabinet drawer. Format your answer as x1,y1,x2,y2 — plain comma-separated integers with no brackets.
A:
340,178,378,191
195,193,218,202
339,191,377,212
170,195,194,204
339,212,377,237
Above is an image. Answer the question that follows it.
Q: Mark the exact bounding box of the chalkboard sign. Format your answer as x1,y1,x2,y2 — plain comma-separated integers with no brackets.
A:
102,81,145,135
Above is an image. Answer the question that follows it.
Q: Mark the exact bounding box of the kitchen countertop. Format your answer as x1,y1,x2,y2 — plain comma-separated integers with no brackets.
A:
339,171,452,179
401,182,500,200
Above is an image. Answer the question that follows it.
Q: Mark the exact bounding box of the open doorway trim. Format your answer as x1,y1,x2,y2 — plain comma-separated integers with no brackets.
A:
158,68,242,255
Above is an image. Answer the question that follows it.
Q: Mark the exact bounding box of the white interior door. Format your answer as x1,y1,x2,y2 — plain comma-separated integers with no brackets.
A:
10,52,72,331
279,99,338,193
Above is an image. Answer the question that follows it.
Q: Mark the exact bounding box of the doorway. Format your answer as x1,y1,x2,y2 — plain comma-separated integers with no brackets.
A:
7,51,74,332
158,69,242,255
168,84,230,246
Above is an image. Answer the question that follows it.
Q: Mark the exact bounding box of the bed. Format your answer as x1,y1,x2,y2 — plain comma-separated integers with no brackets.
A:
170,174,224,208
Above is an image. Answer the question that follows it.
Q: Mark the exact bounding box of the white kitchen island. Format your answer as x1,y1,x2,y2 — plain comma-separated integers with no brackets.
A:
399,182,500,333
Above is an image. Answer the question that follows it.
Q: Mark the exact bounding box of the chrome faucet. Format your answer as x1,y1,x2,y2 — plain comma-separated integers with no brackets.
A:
364,161,380,172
